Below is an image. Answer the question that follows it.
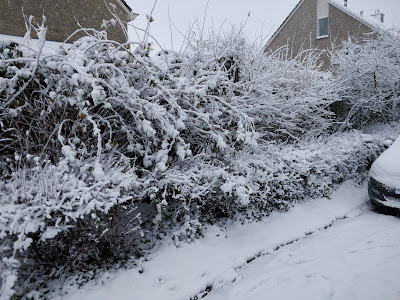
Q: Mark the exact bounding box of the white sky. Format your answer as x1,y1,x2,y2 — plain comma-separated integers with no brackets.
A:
125,0,400,51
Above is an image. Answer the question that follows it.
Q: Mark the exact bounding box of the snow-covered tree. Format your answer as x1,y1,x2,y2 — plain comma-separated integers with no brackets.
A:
331,30,400,130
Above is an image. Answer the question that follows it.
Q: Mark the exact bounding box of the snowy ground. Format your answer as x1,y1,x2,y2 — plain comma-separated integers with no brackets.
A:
62,181,400,300
207,207,400,300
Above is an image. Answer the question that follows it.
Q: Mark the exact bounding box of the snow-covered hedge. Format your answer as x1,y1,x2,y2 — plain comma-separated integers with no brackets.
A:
331,30,400,129
153,131,385,246
0,21,391,298
0,24,257,298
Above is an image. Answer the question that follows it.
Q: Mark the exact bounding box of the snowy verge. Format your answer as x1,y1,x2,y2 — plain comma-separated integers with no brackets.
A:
62,180,369,300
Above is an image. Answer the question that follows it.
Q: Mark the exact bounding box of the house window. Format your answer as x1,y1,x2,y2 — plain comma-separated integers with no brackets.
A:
317,17,329,38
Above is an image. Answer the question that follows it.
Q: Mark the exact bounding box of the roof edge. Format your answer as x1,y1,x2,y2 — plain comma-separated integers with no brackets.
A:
114,0,138,21
264,0,385,52
264,0,305,51
326,0,380,31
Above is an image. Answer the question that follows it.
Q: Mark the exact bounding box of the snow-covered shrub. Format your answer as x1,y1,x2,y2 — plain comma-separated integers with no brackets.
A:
146,131,385,243
181,28,342,141
239,50,341,141
0,19,261,297
331,30,400,129
0,30,263,169
0,154,143,297
0,17,390,298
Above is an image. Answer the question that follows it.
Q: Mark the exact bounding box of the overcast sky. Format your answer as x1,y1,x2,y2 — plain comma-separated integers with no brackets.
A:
125,0,400,51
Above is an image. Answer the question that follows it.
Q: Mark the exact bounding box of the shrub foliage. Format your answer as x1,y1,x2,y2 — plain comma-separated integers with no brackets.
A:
331,31,400,129
0,20,394,299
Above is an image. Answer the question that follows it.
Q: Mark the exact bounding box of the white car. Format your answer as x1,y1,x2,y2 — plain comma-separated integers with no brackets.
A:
368,137,400,210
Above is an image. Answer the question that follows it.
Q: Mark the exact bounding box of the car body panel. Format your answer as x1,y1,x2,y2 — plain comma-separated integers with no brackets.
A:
369,137,400,210
370,136,400,190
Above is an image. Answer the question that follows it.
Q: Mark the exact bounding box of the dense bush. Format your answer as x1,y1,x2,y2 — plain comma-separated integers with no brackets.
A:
153,131,386,246
330,30,400,129
0,22,255,297
181,28,341,141
0,19,393,299
0,22,257,298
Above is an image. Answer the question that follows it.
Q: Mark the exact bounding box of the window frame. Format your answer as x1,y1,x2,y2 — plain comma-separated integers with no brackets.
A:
317,16,329,39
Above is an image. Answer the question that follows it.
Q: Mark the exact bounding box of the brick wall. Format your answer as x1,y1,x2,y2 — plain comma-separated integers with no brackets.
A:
329,4,372,45
266,0,317,57
0,0,129,43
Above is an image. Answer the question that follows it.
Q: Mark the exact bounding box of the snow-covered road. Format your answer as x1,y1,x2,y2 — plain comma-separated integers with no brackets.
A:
63,181,400,300
207,210,400,300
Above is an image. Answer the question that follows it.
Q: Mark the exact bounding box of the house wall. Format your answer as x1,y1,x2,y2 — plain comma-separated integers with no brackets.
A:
265,0,373,68
0,0,129,43
266,0,317,58
329,4,372,46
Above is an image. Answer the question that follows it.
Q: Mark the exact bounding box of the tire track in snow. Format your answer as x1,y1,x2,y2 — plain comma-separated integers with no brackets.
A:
189,203,373,300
